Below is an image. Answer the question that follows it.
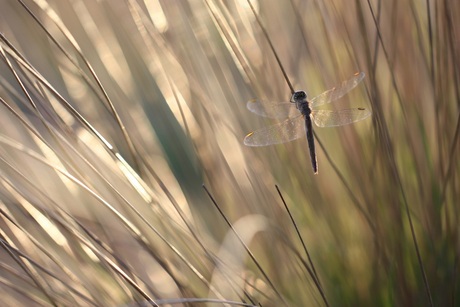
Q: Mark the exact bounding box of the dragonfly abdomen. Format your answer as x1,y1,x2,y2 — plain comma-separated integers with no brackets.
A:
304,116,318,174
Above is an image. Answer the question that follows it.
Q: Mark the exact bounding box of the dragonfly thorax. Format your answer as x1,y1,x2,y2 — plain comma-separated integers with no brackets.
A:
291,90,310,115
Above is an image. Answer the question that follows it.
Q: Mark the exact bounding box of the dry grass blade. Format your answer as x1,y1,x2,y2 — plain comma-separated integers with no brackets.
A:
275,184,329,307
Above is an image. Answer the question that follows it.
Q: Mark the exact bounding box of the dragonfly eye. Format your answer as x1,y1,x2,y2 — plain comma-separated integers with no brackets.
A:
291,90,307,102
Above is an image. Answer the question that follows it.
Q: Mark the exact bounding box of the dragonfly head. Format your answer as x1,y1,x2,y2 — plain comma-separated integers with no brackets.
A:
291,90,307,103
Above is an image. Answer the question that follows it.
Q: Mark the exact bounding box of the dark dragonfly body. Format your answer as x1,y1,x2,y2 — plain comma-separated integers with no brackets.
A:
244,72,371,174
291,90,318,173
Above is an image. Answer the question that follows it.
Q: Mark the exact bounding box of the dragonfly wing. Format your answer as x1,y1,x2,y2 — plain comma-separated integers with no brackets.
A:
310,72,365,107
247,99,297,119
311,108,372,127
244,115,305,146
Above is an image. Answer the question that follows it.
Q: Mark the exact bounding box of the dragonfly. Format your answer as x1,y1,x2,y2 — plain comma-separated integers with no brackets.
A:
244,72,371,174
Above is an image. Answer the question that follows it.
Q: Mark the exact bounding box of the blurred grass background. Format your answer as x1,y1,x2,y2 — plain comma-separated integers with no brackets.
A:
0,0,458,306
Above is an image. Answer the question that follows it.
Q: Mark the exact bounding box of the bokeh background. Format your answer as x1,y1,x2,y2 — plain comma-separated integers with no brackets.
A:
0,0,458,306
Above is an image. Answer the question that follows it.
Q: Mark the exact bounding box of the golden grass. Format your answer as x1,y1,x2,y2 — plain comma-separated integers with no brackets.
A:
0,0,458,306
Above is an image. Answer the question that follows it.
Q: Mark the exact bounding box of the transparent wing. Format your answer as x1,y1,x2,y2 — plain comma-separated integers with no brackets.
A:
246,99,297,119
310,72,365,107
311,108,372,127
244,115,305,146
